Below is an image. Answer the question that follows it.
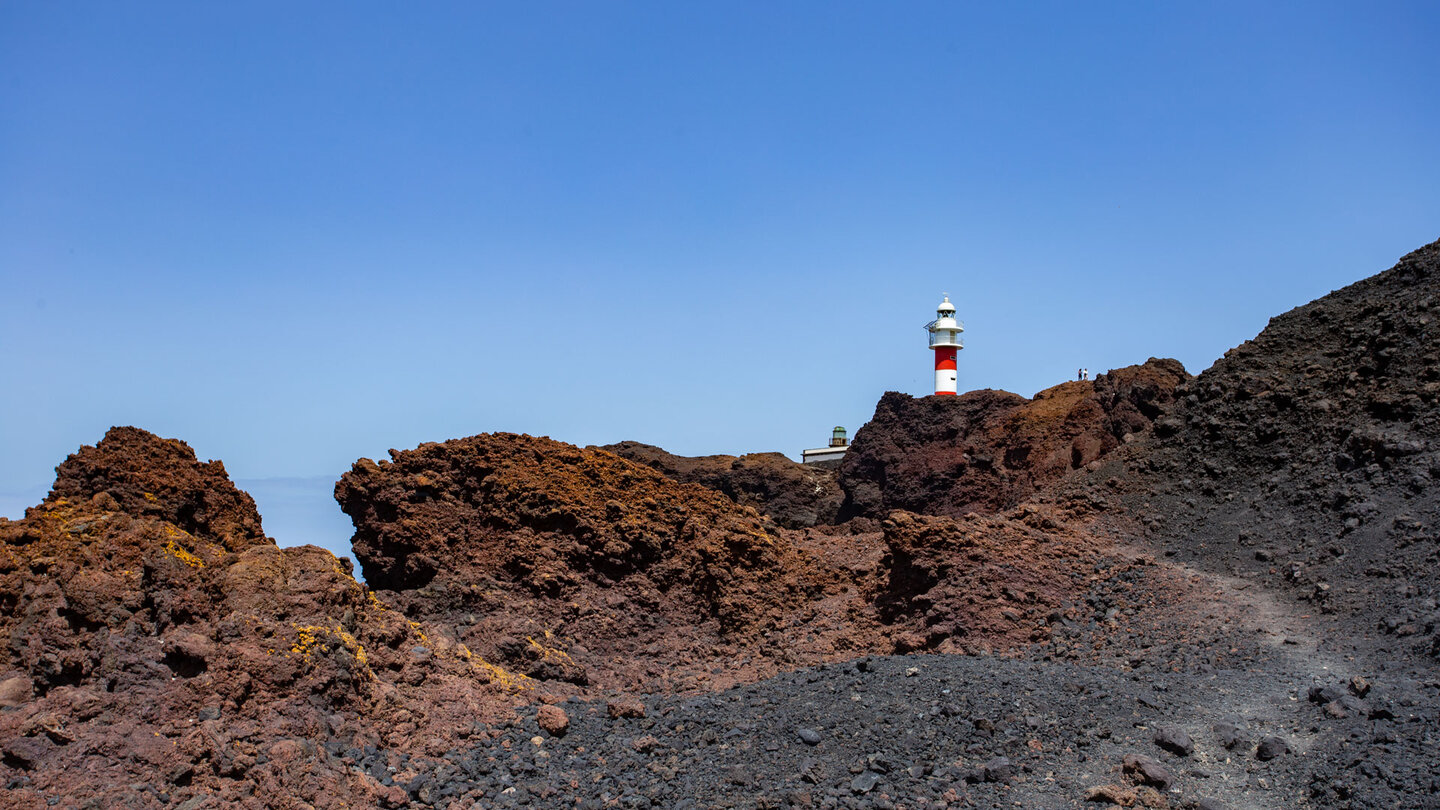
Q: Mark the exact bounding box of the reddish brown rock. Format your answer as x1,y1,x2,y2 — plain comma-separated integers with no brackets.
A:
838,359,1189,520
334,433,870,694
0,427,529,809
45,425,270,551
607,696,647,719
537,703,570,736
872,506,1112,652
600,441,843,528
0,674,32,708
336,433,788,599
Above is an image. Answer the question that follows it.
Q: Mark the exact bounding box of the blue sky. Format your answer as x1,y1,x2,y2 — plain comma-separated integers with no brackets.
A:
3,2,1439,558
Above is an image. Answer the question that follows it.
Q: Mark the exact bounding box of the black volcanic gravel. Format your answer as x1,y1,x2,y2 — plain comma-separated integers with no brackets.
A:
381,652,1438,809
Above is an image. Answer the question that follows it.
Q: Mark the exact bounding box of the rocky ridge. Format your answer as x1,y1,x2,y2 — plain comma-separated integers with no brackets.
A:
599,441,843,529
837,359,1190,521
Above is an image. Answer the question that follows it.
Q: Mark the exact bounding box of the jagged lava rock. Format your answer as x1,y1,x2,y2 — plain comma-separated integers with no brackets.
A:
45,425,270,551
873,506,1110,652
337,433,790,611
0,428,516,809
600,440,843,528
335,433,860,693
838,359,1189,520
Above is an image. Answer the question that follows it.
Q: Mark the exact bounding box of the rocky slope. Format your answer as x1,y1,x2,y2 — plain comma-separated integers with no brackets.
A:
333,432,865,694
599,441,843,529
1077,239,1440,648
1,427,1169,808
838,359,1189,521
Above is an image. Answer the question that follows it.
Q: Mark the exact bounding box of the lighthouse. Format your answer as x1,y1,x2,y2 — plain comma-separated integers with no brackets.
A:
926,295,964,395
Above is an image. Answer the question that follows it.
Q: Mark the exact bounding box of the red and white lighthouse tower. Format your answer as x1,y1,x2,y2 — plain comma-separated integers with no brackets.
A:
926,295,964,396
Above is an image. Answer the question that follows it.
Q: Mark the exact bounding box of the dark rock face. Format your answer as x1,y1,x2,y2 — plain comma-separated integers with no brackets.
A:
46,426,270,552
838,359,1189,520
1104,238,1440,648
600,441,843,528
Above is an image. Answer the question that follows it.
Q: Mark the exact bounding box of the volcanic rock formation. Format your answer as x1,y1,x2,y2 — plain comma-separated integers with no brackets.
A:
46,426,271,552
0,429,528,809
599,441,843,528
1092,238,1440,659
335,434,885,693
838,358,1190,520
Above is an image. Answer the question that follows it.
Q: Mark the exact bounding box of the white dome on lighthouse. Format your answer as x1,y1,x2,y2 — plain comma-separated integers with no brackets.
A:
926,294,964,349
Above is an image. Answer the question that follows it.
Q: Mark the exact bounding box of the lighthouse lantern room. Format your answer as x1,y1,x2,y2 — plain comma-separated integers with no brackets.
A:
925,295,964,396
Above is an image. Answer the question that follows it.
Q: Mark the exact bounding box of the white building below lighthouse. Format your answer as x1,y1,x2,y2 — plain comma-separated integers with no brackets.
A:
801,426,849,467
926,295,964,395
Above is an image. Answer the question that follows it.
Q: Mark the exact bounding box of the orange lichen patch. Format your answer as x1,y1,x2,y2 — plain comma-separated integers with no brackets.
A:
142,492,159,503
458,645,531,693
289,623,371,671
337,628,368,668
525,632,577,667
291,625,323,660
163,538,205,568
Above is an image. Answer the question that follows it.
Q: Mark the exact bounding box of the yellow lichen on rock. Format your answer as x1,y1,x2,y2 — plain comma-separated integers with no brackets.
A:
163,538,205,568
289,623,371,672
526,632,576,667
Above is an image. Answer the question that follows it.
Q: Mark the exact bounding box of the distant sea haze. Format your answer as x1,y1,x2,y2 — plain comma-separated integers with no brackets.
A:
0,485,47,522
0,477,359,580
236,476,358,569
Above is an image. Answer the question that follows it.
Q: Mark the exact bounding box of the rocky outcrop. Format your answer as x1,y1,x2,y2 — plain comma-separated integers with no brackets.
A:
0,429,527,809
838,358,1189,520
334,433,874,693
45,426,270,551
600,441,843,528
336,433,793,606
873,504,1110,652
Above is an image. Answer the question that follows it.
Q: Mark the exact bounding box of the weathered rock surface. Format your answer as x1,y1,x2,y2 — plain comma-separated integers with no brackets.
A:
334,433,891,694
1087,238,1440,657
838,358,1189,520
0,429,529,809
46,426,271,551
600,440,843,528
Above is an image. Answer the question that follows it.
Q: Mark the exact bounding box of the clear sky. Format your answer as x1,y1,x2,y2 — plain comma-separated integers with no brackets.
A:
3,2,1439,558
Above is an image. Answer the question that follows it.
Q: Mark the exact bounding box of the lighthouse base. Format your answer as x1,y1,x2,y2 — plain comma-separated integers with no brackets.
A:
934,348,958,395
